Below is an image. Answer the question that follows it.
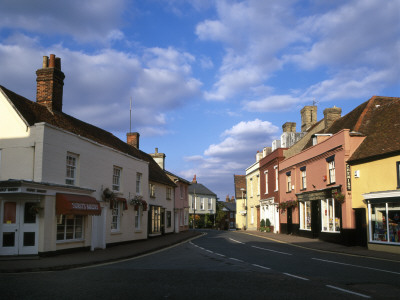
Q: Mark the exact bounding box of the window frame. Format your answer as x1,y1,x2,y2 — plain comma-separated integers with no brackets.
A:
150,183,156,198
286,172,292,193
396,161,400,189
369,202,400,244
299,201,311,230
136,173,142,195
57,215,84,242
167,187,172,200
208,198,212,210
200,198,205,210
321,198,340,233
134,207,141,230
112,166,122,192
300,166,307,190
274,166,278,191
66,152,78,185
111,201,121,232
264,170,269,194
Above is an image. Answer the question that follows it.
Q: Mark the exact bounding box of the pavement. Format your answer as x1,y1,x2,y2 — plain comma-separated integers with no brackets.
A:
1,229,399,273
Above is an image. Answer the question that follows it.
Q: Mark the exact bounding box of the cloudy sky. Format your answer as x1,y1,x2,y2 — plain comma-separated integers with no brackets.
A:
1,0,399,200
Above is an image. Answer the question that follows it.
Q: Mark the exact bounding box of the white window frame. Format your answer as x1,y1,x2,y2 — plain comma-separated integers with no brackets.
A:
208,198,212,210
167,187,172,200
286,174,292,192
57,215,84,242
112,166,122,192
274,166,278,191
368,202,400,244
200,198,205,210
136,173,142,195
135,207,141,230
299,201,311,230
328,160,336,184
301,170,307,190
111,201,121,232
150,183,156,197
66,152,78,185
257,175,260,196
264,171,269,194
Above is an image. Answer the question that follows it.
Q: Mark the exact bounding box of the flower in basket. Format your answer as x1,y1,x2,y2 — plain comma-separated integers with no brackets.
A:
333,192,345,204
130,195,148,211
102,188,115,202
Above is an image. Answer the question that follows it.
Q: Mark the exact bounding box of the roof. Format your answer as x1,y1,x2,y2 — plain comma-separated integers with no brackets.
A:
188,182,217,197
165,170,191,185
0,85,175,187
219,201,236,212
301,96,400,163
233,174,246,199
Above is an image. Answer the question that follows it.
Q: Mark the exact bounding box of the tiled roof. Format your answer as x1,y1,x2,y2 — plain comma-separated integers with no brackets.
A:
219,201,236,212
165,170,191,185
188,182,217,197
233,175,246,199
0,85,175,187
301,96,400,163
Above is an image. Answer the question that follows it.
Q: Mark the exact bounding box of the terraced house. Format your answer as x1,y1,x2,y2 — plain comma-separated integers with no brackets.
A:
0,54,175,256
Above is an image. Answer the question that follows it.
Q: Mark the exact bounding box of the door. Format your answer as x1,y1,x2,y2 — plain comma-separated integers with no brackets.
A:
311,200,320,238
174,211,179,233
287,207,292,234
0,200,39,255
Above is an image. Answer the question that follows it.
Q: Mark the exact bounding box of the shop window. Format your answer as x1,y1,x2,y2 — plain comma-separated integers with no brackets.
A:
370,202,400,244
111,201,121,232
397,162,400,189
321,199,340,232
150,206,161,234
112,166,122,192
66,153,78,185
57,215,83,241
300,201,311,230
167,211,172,228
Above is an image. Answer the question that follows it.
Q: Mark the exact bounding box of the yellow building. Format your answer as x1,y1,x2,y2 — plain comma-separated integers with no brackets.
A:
351,155,400,254
245,161,260,231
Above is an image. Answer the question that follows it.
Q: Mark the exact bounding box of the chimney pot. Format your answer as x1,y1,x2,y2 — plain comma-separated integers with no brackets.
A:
49,54,56,68
42,56,48,68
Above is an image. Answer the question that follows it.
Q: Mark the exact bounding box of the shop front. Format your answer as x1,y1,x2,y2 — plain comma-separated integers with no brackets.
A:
364,191,400,254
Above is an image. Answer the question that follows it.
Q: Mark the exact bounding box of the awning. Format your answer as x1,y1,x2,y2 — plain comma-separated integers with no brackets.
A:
56,193,101,215
110,197,128,210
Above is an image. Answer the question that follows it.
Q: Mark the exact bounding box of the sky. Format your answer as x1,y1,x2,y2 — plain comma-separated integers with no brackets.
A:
0,0,399,200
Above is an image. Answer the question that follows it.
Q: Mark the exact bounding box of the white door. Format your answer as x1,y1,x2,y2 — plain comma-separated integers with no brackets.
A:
0,200,39,255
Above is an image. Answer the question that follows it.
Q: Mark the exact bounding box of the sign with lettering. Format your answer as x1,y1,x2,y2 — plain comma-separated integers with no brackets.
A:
346,164,351,191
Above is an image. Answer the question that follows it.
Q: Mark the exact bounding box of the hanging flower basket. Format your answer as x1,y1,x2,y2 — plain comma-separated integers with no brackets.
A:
278,200,298,213
130,195,148,211
333,192,345,204
102,188,116,202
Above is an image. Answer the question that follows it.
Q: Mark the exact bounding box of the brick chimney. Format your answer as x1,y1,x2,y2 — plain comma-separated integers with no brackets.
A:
323,106,342,131
282,122,296,133
192,175,197,184
226,195,229,202
36,54,65,112
150,147,166,170
127,132,140,149
301,105,317,132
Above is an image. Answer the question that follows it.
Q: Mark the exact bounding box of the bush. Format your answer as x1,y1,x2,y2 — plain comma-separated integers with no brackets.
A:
260,219,266,228
265,218,271,227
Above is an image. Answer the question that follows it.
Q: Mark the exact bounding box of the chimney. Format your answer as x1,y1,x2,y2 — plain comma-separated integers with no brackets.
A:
282,122,296,133
192,175,197,184
36,54,65,112
226,195,229,202
150,147,166,170
231,196,235,202
301,105,317,132
256,151,263,162
323,106,342,131
127,132,140,149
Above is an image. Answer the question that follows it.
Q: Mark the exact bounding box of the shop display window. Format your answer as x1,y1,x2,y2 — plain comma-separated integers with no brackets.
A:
300,201,311,230
321,198,340,233
370,202,400,244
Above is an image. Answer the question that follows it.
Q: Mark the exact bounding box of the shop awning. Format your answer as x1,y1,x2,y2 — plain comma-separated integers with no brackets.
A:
56,193,101,215
110,197,128,210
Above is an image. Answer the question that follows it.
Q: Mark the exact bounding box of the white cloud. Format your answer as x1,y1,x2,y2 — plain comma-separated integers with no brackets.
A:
0,0,125,43
244,95,302,112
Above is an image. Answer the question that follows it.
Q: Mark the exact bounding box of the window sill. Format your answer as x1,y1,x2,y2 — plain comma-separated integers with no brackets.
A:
134,229,142,233
111,231,122,235
286,191,292,194
150,195,156,199
326,182,336,186
56,239,84,244
300,188,306,191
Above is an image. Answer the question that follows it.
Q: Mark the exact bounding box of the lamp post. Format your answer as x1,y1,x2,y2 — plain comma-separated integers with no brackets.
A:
193,190,196,229
240,188,247,230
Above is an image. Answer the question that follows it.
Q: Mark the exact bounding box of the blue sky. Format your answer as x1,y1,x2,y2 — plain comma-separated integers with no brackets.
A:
1,0,399,200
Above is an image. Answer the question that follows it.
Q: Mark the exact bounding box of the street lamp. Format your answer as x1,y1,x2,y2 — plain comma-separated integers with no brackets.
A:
193,189,196,229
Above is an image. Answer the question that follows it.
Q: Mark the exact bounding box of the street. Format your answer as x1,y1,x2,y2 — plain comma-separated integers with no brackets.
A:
1,230,399,299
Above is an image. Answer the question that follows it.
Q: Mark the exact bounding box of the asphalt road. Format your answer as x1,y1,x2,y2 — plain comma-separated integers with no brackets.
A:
1,230,399,299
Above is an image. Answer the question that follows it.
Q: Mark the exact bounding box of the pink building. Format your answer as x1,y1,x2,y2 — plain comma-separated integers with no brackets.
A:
279,129,365,244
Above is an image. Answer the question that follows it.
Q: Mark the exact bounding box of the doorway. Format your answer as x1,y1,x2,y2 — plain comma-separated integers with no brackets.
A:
287,207,292,234
0,200,39,255
311,200,320,238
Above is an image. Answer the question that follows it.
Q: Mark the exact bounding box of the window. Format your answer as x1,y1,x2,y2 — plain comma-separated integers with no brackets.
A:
208,198,212,210
250,178,253,198
167,211,172,227
191,195,196,209
57,215,83,241
286,171,292,192
150,183,156,197
66,153,78,185
112,166,122,191
111,201,121,231
230,212,234,218
300,166,307,190
257,175,260,195
370,202,400,244
274,166,278,191
397,162,400,189
326,156,335,184
167,187,172,200
200,198,205,210
299,201,311,230
180,184,184,199
136,173,142,195
184,210,189,225
150,206,161,234
264,171,269,194
321,199,340,232
135,208,141,230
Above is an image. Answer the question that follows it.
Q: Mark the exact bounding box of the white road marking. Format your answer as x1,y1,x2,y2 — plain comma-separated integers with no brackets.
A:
251,245,292,255
229,238,244,244
326,285,371,299
229,257,244,262
312,258,400,275
252,264,271,270
206,250,213,253
215,253,225,257
283,273,309,281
